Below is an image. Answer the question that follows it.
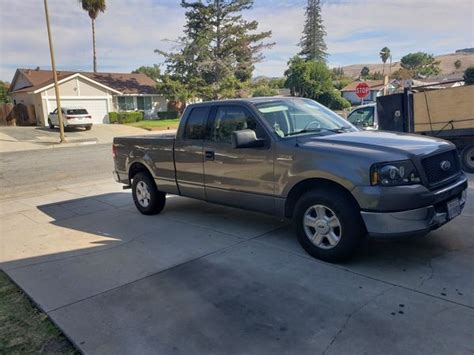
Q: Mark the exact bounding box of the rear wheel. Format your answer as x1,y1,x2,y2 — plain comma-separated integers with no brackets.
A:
294,189,365,263
132,172,166,215
48,119,54,129
85,125,92,131
461,144,474,174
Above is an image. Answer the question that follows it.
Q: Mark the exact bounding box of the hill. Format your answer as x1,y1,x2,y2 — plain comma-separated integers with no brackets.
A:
340,52,474,79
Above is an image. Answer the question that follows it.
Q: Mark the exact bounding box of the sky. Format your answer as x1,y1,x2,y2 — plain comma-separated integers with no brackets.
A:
0,0,473,82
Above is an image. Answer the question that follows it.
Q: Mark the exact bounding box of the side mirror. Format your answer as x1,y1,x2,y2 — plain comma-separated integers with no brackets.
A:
232,129,265,149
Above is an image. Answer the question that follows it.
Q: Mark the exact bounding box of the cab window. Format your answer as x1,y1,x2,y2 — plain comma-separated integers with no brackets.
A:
212,106,263,144
183,107,209,140
348,107,375,127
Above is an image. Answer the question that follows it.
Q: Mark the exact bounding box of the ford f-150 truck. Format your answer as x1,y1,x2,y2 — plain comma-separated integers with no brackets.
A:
113,97,468,262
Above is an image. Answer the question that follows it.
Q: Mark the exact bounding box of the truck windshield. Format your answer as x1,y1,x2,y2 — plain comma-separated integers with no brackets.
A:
254,98,356,137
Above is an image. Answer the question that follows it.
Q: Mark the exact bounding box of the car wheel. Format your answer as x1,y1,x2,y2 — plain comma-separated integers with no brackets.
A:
48,119,54,129
132,172,166,215
85,125,92,131
294,189,365,263
461,144,474,174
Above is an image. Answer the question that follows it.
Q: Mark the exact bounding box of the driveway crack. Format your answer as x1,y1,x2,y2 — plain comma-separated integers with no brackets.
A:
322,287,393,355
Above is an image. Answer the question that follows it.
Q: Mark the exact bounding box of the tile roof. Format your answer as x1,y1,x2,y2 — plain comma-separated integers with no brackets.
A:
11,69,159,95
340,80,387,92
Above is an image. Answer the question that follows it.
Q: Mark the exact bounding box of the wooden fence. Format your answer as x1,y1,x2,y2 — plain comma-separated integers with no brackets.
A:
0,103,37,126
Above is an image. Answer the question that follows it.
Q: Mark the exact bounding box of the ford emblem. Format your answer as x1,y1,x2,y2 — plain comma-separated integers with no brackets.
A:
440,160,451,171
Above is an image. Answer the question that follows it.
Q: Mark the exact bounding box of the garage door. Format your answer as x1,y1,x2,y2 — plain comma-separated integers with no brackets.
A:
48,99,108,124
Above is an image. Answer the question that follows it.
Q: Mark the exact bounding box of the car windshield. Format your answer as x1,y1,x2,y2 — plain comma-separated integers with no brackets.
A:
254,98,357,137
66,109,88,115
347,106,374,127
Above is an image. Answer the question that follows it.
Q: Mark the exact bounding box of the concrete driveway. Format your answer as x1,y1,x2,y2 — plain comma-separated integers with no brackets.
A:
1,173,473,354
0,125,159,153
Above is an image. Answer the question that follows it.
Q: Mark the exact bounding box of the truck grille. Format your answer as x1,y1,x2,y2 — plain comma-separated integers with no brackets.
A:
422,150,461,188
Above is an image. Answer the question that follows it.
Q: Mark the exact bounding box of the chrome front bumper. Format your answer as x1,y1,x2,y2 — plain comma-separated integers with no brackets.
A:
361,189,467,238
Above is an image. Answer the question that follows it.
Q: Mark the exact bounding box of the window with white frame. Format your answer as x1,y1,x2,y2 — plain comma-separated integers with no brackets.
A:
117,96,135,111
137,96,152,111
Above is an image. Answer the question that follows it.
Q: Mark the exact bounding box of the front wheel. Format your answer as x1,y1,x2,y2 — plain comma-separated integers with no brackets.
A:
461,144,474,174
132,172,166,215
294,189,365,263
48,119,54,129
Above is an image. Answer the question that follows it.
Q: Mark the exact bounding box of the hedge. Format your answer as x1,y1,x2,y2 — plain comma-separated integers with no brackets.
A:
157,111,180,120
109,111,144,124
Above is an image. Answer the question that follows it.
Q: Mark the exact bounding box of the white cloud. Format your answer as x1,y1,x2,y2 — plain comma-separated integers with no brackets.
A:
0,0,472,81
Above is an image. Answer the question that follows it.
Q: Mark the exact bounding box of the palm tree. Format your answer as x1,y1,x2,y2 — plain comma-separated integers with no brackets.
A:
379,47,391,77
79,0,106,72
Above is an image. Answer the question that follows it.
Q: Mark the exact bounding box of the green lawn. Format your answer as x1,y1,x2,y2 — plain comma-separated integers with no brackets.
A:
0,271,78,354
125,119,180,131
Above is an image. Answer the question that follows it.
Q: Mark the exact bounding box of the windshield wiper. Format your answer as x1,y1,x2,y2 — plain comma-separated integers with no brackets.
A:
285,126,350,137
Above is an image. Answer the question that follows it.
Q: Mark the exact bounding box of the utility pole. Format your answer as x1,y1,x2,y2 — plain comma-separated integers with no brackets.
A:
44,0,65,143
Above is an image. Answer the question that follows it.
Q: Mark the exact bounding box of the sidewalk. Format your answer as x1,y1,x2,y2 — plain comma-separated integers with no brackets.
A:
0,125,173,153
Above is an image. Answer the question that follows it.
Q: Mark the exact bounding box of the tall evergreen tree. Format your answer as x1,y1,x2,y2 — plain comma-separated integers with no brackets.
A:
299,0,327,61
156,0,273,100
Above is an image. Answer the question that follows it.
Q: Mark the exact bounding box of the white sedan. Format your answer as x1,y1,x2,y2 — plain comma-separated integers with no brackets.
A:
48,107,93,130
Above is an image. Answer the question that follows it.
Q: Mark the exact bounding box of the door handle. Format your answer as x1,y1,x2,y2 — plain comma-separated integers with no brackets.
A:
205,150,215,161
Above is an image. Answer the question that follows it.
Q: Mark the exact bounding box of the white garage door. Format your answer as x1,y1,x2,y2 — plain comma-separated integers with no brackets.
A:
48,99,108,124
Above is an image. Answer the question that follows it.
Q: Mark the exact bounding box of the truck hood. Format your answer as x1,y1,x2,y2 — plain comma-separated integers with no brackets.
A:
298,130,453,157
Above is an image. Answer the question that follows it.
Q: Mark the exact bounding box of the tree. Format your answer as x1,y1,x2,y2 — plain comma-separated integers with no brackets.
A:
464,66,474,85
78,0,106,72
252,82,278,97
392,67,413,80
0,81,11,103
379,47,391,76
400,52,441,77
132,65,161,80
454,59,462,70
299,0,327,61
360,66,370,78
331,67,345,80
156,0,273,101
284,56,350,110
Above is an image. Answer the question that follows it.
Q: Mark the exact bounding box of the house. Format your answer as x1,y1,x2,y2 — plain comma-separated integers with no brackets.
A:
8,68,167,126
340,79,396,105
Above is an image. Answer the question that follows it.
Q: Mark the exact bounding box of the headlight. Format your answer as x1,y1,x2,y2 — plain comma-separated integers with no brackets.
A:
370,160,421,186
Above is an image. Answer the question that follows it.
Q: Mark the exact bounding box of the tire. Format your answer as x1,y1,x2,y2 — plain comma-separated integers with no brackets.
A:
85,125,92,131
132,172,166,215
48,119,54,129
293,189,365,263
460,144,474,174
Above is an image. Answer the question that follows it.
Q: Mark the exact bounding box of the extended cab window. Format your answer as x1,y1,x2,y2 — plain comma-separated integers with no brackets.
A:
183,107,209,140
213,106,262,144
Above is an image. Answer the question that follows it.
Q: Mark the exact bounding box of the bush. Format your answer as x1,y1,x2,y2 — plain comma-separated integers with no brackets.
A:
157,111,180,120
109,111,144,124
317,90,351,110
464,66,474,85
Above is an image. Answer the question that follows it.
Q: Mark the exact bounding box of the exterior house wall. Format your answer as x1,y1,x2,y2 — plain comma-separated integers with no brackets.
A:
11,73,31,91
11,92,35,106
152,96,167,113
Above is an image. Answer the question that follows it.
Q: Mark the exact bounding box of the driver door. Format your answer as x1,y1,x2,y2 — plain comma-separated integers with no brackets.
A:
203,104,275,214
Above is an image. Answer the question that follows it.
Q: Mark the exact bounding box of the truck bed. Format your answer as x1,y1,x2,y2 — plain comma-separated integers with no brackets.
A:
113,135,178,193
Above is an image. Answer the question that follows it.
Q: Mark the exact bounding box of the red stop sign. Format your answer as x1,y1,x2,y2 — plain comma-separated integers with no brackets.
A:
355,82,370,99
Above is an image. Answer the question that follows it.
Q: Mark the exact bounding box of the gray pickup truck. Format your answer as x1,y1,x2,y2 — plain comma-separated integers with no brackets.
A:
113,97,468,262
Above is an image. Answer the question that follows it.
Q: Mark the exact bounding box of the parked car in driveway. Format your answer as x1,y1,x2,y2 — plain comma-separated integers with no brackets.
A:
48,107,93,130
113,97,468,262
